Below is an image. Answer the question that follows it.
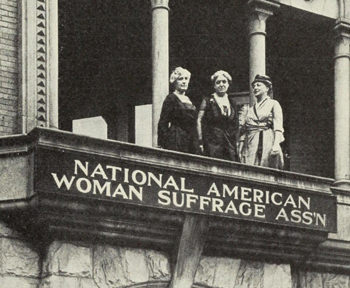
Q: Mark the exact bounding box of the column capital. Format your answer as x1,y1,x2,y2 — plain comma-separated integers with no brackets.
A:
334,18,350,59
248,0,280,36
150,0,169,11
248,0,280,16
334,18,350,39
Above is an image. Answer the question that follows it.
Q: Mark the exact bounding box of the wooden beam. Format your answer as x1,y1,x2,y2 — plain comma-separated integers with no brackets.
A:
169,215,209,288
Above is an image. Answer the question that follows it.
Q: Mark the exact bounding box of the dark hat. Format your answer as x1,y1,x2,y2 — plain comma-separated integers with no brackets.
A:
251,74,272,88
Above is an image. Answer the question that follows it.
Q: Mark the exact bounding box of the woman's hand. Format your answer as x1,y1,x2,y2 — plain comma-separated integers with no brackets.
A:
199,144,204,154
271,144,280,155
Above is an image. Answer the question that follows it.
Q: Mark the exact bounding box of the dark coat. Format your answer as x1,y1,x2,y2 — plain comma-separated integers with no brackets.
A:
158,93,198,154
199,95,239,161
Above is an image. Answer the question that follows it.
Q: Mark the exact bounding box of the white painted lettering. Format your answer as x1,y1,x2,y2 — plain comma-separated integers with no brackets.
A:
181,177,194,193
132,170,147,185
158,190,171,206
51,173,75,190
74,160,89,176
91,164,108,179
76,178,91,193
93,180,111,196
207,182,220,197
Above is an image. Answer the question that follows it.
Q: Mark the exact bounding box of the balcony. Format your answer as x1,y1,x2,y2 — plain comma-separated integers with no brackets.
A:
0,127,346,272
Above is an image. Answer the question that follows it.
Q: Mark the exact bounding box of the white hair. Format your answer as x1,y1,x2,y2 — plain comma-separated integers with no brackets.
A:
211,70,232,83
169,67,191,84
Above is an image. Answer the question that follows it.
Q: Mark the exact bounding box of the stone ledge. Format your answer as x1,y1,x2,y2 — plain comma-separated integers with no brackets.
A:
23,127,334,194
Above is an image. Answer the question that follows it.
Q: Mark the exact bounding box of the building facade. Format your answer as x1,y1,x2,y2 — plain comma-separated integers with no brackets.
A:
0,0,350,287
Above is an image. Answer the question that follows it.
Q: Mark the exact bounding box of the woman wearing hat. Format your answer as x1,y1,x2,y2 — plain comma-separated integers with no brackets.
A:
197,70,239,161
158,67,198,154
240,74,284,169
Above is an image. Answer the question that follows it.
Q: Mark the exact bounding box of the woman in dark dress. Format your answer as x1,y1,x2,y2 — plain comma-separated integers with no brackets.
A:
158,67,197,153
197,70,238,161
158,68,208,286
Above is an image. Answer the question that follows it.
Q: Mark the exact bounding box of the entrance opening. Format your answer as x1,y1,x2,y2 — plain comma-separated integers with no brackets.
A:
58,0,151,142
268,7,334,177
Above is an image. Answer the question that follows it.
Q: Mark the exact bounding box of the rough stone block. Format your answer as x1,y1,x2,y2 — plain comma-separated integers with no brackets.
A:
0,276,39,288
0,155,33,200
93,245,170,287
234,260,264,288
123,249,149,283
145,250,171,280
40,275,98,288
43,241,92,278
213,257,241,288
299,271,323,288
263,263,292,288
194,257,216,287
323,273,349,288
0,238,40,277
0,220,21,238
298,272,350,288
93,245,131,287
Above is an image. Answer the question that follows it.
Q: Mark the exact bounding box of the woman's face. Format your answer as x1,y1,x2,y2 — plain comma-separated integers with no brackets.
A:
214,75,229,95
252,81,269,97
174,74,190,92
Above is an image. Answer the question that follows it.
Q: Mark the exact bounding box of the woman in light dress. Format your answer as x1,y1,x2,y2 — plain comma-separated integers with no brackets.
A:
240,74,284,169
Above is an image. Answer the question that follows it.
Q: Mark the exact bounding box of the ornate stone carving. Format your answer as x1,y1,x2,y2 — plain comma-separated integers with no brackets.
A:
36,0,47,127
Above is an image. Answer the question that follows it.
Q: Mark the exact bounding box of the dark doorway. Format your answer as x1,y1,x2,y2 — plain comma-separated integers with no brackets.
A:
268,7,334,177
59,0,152,141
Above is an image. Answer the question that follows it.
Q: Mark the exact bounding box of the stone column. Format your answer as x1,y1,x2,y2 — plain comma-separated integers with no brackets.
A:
151,0,169,147
334,19,350,188
248,0,279,105
47,0,59,129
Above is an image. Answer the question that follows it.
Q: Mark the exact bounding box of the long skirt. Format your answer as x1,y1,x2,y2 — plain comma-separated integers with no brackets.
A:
241,128,284,169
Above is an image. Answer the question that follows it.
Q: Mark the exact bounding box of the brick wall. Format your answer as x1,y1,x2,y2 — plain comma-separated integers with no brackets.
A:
0,0,18,136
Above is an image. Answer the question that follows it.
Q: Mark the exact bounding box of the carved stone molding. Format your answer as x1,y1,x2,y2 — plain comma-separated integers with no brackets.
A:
19,0,58,133
36,0,47,127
